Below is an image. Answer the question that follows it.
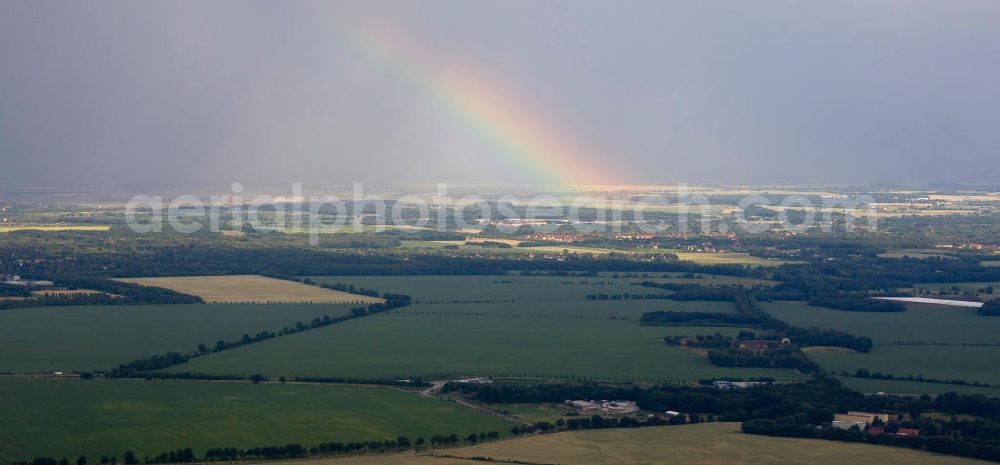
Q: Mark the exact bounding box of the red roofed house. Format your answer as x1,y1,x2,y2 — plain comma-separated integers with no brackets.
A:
896,428,920,437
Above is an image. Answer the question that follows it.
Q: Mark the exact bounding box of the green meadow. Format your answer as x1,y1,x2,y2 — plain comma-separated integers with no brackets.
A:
167,309,804,381
760,300,1000,344
0,303,356,373
836,376,1000,396
399,300,735,320
761,301,1000,388
0,378,509,464
810,344,1000,386
309,275,651,303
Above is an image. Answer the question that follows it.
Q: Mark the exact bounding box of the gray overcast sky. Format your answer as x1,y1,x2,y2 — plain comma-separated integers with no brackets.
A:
1,0,999,189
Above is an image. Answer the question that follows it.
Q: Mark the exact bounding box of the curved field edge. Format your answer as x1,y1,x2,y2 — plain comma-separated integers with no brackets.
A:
0,378,510,464
165,311,806,382
269,422,988,465
0,303,361,373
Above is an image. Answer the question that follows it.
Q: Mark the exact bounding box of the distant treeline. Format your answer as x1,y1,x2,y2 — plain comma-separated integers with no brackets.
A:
585,293,672,300
1,231,760,279
807,295,906,313
641,311,759,327
0,277,202,310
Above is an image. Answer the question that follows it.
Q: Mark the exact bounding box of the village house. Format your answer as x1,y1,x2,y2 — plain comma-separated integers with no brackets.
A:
454,377,493,385
832,411,890,430
712,380,772,390
564,399,639,415
738,340,774,352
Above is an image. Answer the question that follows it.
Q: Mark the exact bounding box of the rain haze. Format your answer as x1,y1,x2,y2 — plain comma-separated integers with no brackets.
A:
1,0,999,189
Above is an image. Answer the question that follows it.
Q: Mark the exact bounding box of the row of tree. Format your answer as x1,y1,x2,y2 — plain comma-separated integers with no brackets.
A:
806,295,906,312
13,430,502,465
108,293,411,377
707,348,818,372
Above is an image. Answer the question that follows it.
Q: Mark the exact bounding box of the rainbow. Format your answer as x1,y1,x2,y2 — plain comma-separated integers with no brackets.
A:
338,20,616,186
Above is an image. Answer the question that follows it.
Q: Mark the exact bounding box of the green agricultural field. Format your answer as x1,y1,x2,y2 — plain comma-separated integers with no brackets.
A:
628,275,778,287
0,378,509,464
901,282,1000,300
761,301,1000,344
809,345,1000,386
301,422,988,465
0,225,112,232
309,275,648,303
596,270,779,285
397,241,789,266
400,300,735,320
762,301,1000,386
0,303,357,373
489,403,575,424
166,309,803,381
836,376,1000,396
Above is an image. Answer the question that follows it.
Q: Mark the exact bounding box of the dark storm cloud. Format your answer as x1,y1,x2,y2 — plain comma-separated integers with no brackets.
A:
1,0,998,188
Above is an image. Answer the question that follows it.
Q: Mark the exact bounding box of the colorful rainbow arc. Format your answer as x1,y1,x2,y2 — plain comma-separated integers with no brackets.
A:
338,21,616,187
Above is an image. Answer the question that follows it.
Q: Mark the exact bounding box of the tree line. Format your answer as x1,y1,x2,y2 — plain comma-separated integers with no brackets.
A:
106,291,411,378
640,293,873,353
806,295,906,313
12,429,502,465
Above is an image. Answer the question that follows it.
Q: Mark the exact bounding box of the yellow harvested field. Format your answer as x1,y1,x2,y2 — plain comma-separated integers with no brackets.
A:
274,423,982,465
676,252,791,266
114,275,384,304
0,225,111,232
462,237,523,246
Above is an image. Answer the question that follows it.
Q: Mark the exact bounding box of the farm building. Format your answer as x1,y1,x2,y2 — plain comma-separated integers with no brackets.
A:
713,380,773,390
738,340,774,352
832,412,890,430
564,400,639,415
832,420,867,430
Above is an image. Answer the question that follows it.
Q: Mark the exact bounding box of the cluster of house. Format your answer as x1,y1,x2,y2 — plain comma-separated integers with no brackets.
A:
676,337,790,352
832,411,919,437
453,377,493,385
480,218,551,227
0,274,53,287
522,233,587,243
737,338,791,353
681,244,731,253
564,399,640,415
712,380,774,390
612,234,655,241
936,243,1000,250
